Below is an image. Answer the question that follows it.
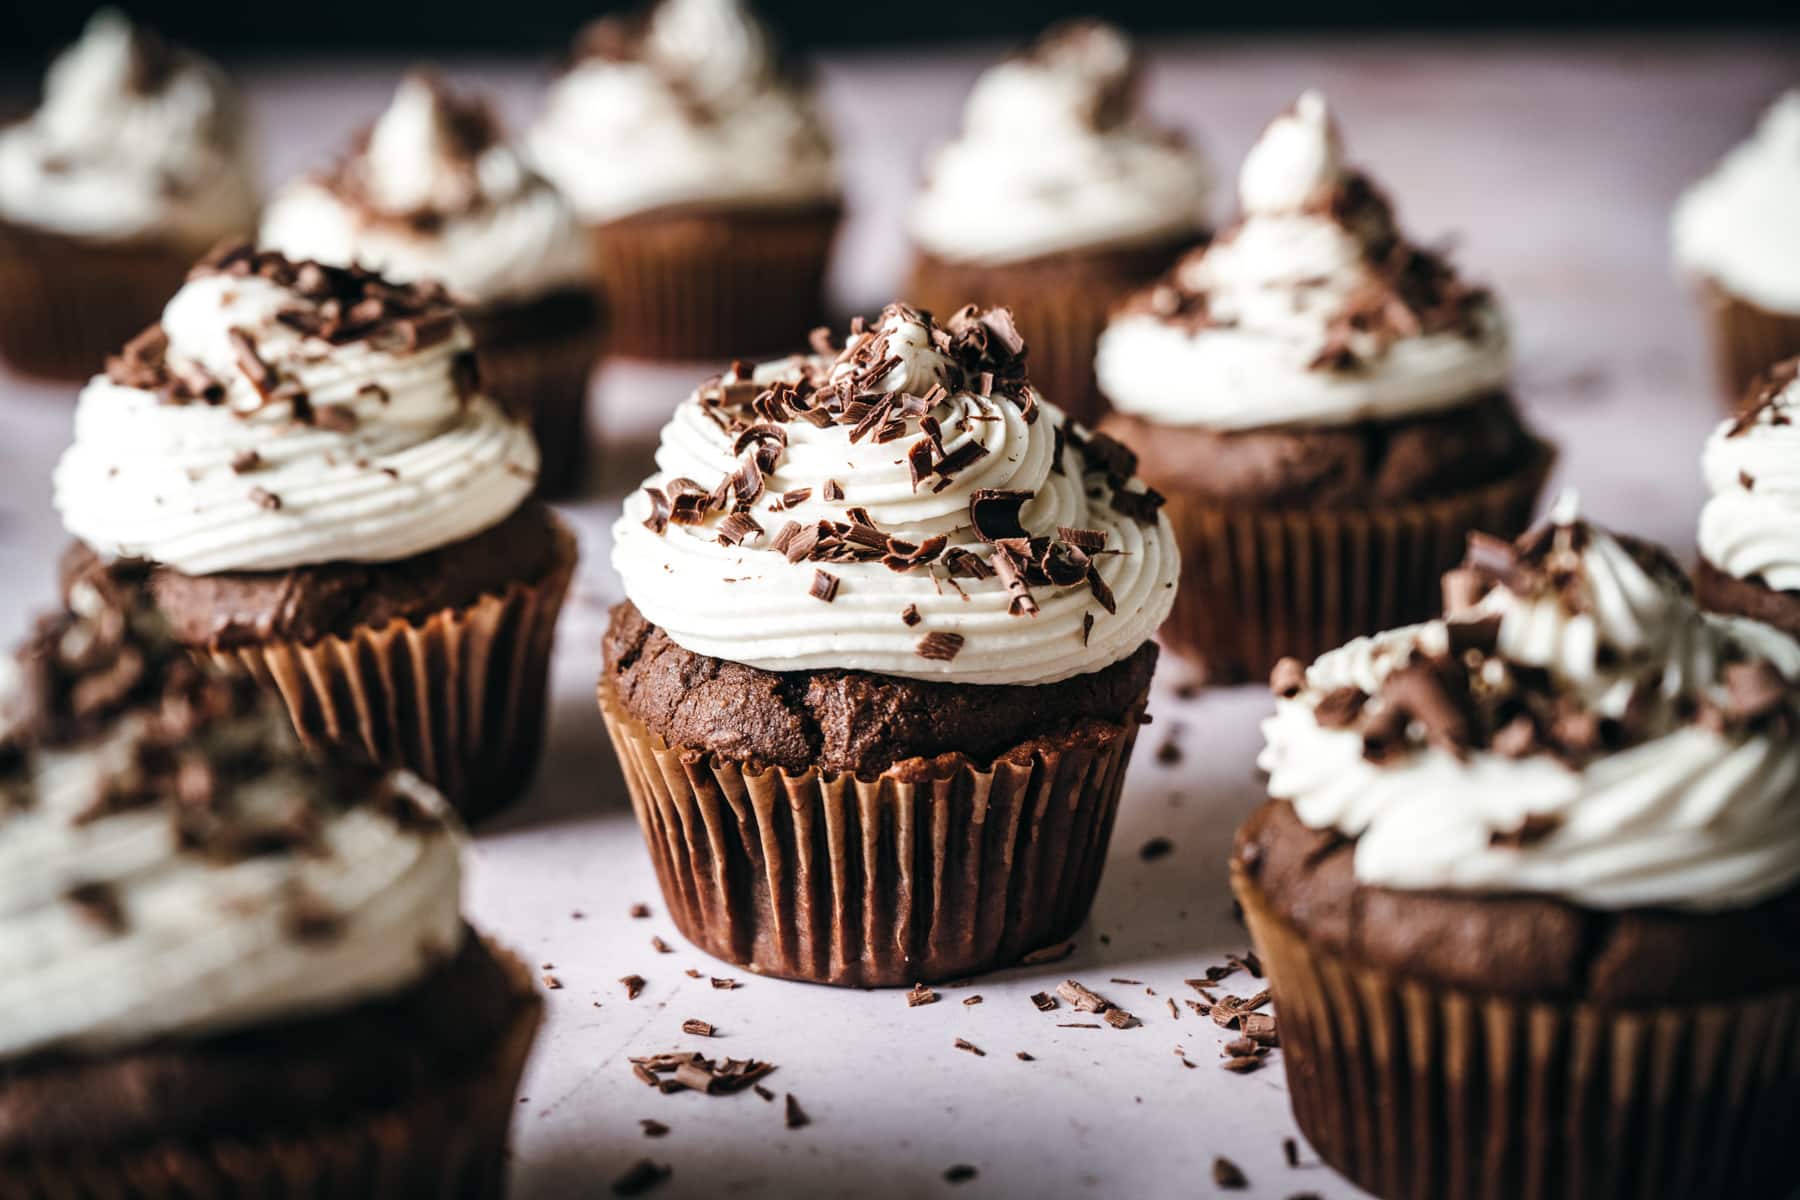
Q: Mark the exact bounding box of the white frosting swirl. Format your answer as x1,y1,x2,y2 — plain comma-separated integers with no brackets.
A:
908,22,1210,264
1700,370,1800,590
0,584,464,1059
1259,500,1800,912
0,11,258,247
54,265,538,575
612,309,1179,684
527,0,837,223
1096,91,1509,431
1673,91,1800,314
260,74,590,306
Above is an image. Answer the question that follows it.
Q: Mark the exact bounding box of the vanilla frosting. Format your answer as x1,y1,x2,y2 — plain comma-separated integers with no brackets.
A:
1096,91,1509,431
0,11,258,247
1673,91,1800,315
1700,363,1800,591
260,73,590,306
54,248,538,575
612,304,1179,685
0,577,464,1060
527,0,837,223
909,21,1210,265
1260,496,1800,912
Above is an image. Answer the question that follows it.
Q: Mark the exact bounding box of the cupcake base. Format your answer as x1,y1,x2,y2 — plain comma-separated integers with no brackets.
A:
589,202,840,361
1695,557,1800,639
597,674,1146,986
1148,441,1554,685
1234,864,1800,1200
1,937,542,1200
467,288,606,499
905,236,1203,428
1697,278,1800,411
0,221,201,382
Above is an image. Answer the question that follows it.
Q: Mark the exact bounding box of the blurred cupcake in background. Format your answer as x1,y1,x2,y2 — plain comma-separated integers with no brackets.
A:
0,11,258,381
261,72,604,496
1697,355,1800,636
0,572,542,1195
54,244,576,822
904,20,1211,427
529,0,840,361
1096,91,1551,683
1673,91,1800,408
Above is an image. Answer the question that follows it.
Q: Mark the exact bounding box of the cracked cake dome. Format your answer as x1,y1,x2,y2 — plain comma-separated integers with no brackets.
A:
261,72,604,495
1095,90,1553,683
904,19,1211,426
52,243,577,821
0,11,260,380
1696,355,1800,636
1673,90,1800,406
602,302,1178,985
529,0,840,359
0,571,540,1195
1234,497,1800,1199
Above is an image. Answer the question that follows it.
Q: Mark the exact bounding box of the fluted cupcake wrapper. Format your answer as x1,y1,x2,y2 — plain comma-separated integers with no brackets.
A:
1234,870,1800,1200
468,297,606,499
2,938,542,1200
208,521,576,823
1698,278,1800,411
0,222,201,382
598,678,1145,987
1157,443,1554,685
589,205,840,362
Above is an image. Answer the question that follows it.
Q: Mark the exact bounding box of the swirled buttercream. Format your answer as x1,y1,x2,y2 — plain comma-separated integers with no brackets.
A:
1258,495,1800,912
0,10,257,247
1096,90,1508,431
612,304,1179,684
0,573,464,1060
1700,360,1800,591
1673,91,1800,315
53,245,537,575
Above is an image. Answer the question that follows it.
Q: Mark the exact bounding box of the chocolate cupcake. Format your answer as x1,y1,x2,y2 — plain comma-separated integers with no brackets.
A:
1673,91,1800,407
261,72,604,496
528,0,839,360
0,572,540,1197
0,12,258,381
904,20,1210,427
603,303,1178,985
52,244,576,821
1238,499,1800,1199
1696,356,1800,635
1096,91,1552,683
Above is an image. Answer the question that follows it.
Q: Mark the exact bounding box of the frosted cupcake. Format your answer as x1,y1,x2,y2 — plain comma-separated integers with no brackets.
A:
1673,91,1800,407
1097,91,1552,682
0,11,258,380
54,244,576,820
1238,501,1800,1199
1697,355,1800,635
905,20,1211,426
261,72,603,496
529,0,839,360
603,303,1178,984
0,573,540,1196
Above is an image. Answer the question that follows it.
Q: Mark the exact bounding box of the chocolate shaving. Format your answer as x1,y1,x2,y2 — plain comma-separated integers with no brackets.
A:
809,570,840,603
916,632,964,661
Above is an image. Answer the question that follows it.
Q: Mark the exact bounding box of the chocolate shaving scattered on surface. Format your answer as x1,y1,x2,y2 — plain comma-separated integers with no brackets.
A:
907,982,939,1007
784,1093,810,1130
1213,1156,1250,1189
681,1019,715,1037
1139,836,1174,861
944,1165,979,1185
954,1038,986,1057
620,975,646,1000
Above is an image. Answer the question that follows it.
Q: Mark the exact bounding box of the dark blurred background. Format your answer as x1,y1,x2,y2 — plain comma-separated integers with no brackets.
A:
3,0,1798,66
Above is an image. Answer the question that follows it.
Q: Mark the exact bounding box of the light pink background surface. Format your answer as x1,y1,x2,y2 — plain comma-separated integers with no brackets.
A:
2,34,1797,1198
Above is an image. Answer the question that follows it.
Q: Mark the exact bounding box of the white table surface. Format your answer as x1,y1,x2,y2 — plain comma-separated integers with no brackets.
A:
3,33,1798,1199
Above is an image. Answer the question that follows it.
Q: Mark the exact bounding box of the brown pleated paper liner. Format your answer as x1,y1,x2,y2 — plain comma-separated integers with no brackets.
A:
0,222,202,383
588,203,840,362
1155,442,1555,685
1697,278,1800,411
209,520,576,824
1234,870,1800,1200
2,938,543,1200
904,237,1201,429
467,290,607,499
598,677,1147,987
